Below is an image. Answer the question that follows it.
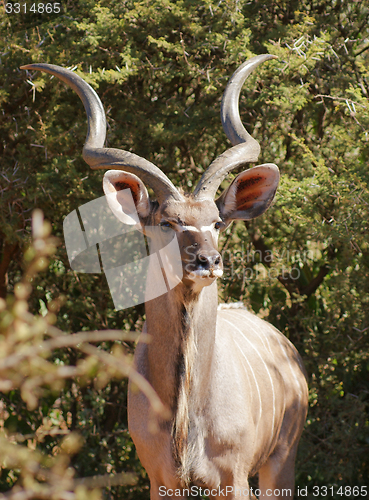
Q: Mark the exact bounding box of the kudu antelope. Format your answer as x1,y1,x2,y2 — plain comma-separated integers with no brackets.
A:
22,55,308,499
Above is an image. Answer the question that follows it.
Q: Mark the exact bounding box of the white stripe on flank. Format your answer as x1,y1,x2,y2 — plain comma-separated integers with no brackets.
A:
233,311,286,418
233,337,262,431
231,310,305,428
223,317,276,439
218,317,253,396
235,310,302,398
275,335,303,404
231,310,273,356
274,335,303,442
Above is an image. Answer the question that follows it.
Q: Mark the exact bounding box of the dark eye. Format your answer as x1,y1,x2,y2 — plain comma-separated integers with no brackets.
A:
214,221,222,230
159,221,172,232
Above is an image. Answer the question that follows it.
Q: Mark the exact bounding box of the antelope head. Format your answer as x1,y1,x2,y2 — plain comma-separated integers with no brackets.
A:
21,55,279,292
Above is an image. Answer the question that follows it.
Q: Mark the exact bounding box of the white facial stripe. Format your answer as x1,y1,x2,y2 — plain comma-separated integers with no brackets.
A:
176,224,218,233
176,225,199,233
199,225,215,233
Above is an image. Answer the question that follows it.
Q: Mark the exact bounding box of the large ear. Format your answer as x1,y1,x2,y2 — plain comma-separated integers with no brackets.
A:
216,164,279,225
103,170,151,225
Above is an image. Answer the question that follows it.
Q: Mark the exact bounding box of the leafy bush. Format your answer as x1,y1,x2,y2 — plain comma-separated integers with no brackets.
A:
1,0,368,497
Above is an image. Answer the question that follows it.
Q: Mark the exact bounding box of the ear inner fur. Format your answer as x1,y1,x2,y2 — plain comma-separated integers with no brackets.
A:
103,170,151,220
113,180,140,204
237,189,263,211
216,164,279,222
237,175,265,190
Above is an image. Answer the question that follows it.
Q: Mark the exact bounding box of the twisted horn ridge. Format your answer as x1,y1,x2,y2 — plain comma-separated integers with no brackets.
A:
20,63,182,203
193,54,277,200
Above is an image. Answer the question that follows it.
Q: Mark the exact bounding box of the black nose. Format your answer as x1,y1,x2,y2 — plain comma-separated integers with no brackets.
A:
196,252,222,270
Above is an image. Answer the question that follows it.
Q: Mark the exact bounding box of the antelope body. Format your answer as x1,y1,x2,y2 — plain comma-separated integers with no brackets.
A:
22,55,308,499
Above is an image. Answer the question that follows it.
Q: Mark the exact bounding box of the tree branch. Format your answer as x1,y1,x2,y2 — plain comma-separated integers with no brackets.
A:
299,264,330,297
0,241,19,299
245,222,332,299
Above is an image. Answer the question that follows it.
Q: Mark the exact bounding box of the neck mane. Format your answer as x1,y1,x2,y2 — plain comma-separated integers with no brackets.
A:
145,281,218,483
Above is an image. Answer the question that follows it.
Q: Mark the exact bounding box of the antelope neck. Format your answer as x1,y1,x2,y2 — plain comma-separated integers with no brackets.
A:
145,281,218,411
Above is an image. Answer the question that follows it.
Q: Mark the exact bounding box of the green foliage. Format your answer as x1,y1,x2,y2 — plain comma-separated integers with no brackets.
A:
0,211,161,498
1,0,369,497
